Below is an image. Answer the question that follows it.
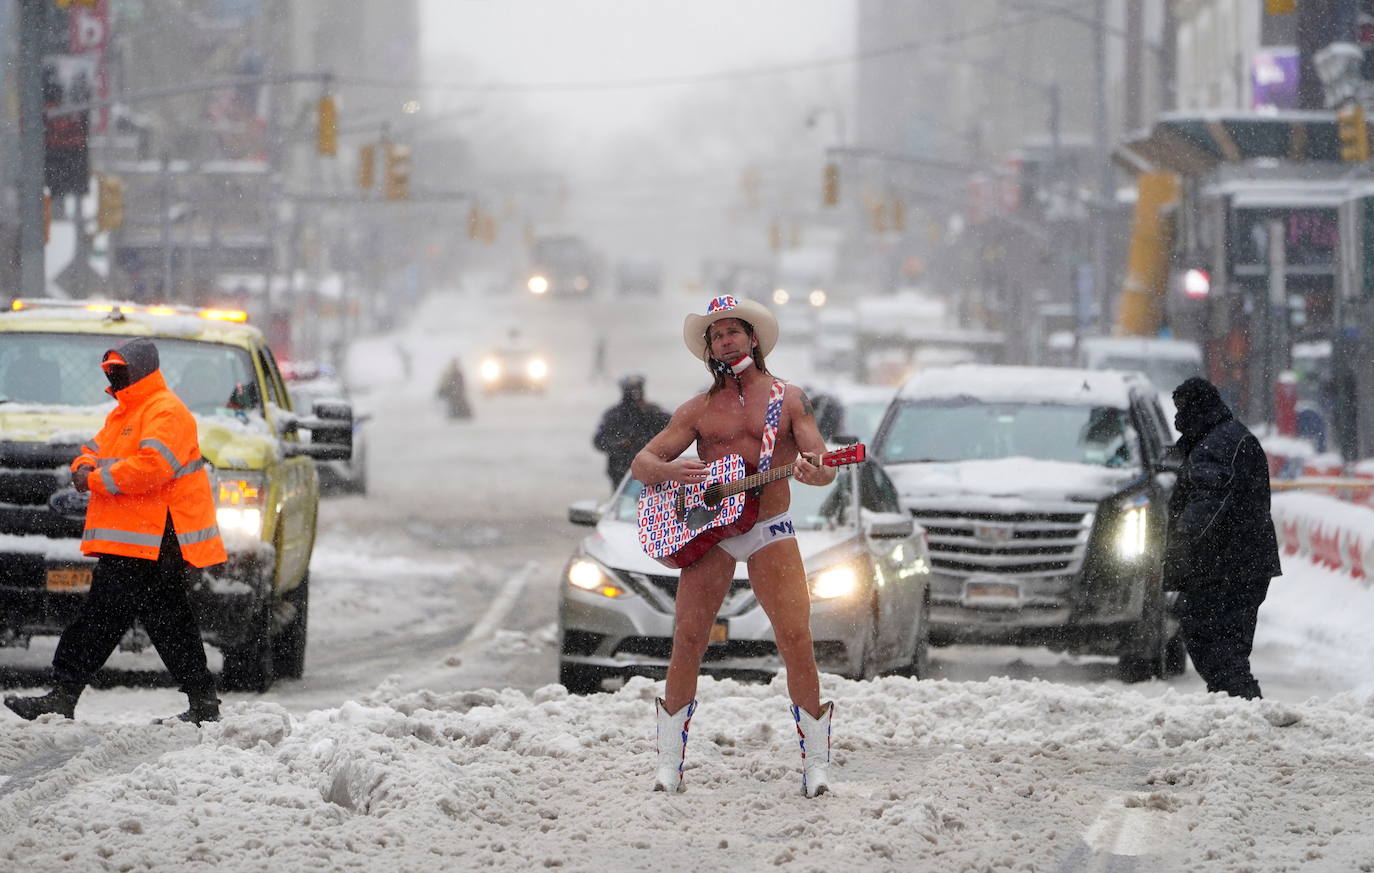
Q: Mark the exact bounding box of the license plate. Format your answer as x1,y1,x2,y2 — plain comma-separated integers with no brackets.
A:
708,621,728,644
963,578,1020,609
46,567,93,593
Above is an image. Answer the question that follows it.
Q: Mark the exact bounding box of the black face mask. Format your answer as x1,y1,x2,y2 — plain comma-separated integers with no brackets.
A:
105,366,131,392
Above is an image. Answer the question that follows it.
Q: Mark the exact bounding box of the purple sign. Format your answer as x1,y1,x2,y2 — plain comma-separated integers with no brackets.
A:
1253,48,1300,111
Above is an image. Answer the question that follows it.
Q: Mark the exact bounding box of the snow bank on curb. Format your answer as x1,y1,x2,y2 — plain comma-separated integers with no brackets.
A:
1272,492,1374,586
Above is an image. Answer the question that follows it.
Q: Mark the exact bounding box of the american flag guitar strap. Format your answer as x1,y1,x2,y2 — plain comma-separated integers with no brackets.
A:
758,379,786,473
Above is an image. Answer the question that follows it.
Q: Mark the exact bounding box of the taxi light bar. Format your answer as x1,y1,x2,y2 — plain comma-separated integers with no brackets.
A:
10,298,248,323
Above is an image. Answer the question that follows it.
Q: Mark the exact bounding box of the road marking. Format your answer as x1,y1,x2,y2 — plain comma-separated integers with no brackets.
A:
458,560,539,654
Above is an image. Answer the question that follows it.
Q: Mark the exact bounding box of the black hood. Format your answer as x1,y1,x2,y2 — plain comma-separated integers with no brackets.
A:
103,337,160,387
1173,376,1232,447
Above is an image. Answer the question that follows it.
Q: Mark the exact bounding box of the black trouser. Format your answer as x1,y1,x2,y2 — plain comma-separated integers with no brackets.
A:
52,516,215,696
1174,577,1270,699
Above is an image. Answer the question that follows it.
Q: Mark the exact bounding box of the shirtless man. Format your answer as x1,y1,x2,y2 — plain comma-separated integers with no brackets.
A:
631,295,836,798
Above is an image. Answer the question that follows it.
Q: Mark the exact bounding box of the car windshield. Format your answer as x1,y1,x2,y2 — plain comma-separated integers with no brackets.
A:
878,400,1139,469
0,332,259,413
610,469,855,532
1098,356,1200,393
842,400,890,445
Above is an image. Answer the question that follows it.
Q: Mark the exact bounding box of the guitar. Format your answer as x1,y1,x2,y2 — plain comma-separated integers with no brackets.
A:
636,443,866,569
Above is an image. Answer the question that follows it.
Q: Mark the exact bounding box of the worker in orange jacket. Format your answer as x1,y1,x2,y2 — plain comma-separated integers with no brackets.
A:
4,338,228,725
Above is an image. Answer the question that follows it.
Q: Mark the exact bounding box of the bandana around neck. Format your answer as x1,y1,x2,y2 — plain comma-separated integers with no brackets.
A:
727,354,753,375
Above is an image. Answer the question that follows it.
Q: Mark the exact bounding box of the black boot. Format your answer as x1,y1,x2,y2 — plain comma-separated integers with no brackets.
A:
154,693,220,726
4,685,82,721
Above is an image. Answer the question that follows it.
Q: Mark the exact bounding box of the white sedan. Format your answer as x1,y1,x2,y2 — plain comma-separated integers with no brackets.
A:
557,457,933,693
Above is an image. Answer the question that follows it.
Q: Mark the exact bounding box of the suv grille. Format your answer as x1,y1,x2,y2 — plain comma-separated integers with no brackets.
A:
911,506,1092,577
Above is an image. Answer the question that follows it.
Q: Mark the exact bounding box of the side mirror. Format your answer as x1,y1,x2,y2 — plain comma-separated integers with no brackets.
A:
284,399,354,461
1156,444,1184,475
865,511,914,540
568,500,601,526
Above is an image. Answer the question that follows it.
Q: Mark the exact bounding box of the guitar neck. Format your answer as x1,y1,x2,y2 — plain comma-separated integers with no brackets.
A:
706,462,796,503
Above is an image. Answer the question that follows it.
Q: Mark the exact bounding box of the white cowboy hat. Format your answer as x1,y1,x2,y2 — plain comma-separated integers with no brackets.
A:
682,295,779,361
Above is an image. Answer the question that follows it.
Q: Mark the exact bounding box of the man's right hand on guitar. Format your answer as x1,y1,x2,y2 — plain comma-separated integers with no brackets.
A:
668,458,710,484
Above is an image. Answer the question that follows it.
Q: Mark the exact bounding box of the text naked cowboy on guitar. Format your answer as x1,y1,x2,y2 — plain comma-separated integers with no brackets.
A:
637,444,866,569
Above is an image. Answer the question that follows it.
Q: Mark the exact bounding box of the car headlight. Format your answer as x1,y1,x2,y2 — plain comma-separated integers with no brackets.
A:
480,359,501,381
214,471,267,538
809,564,860,600
566,557,624,598
1116,502,1149,561
527,358,548,380
528,275,549,295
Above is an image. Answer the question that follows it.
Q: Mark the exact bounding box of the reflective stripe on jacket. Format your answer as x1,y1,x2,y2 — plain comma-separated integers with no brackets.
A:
72,369,228,567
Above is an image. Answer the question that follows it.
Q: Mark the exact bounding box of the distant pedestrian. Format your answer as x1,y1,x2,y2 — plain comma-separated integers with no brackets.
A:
3,338,227,725
591,335,609,382
593,374,670,490
436,357,472,419
1163,377,1282,700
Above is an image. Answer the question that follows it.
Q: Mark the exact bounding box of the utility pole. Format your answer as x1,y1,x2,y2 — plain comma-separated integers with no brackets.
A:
17,0,47,298
1091,0,1112,334
159,152,173,302
1124,0,1144,132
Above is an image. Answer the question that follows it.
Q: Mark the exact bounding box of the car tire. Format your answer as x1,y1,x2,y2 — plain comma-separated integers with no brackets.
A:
851,606,880,681
221,599,275,693
272,576,309,680
559,661,603,695
904,591,932,680
1163,630,1188,677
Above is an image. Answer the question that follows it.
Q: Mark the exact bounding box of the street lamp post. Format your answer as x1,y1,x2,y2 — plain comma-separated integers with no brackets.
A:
17,0,48,298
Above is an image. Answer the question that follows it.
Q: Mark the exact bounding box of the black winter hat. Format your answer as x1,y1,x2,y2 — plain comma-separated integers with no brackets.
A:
1172,376,1223,413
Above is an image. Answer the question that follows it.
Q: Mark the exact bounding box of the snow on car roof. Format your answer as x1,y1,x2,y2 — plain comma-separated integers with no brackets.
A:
897,365,1136,407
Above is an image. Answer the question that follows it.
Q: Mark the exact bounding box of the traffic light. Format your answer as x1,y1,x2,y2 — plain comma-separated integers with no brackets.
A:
357,143,376,191
383,143,411,201
822,162,839,207
317,95,337,156
1338,102,1369,163
96,173,125,232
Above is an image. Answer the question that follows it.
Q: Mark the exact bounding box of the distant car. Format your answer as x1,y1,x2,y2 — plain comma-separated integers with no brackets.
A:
284,363,369,496
478,348,549,395
557,456,932,693
871,364,1186,682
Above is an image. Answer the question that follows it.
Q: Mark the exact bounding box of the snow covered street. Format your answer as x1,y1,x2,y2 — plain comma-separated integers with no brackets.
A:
2,289,1373,871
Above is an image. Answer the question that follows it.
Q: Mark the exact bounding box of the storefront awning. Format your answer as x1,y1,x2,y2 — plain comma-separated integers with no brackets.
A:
1115,111,1344,176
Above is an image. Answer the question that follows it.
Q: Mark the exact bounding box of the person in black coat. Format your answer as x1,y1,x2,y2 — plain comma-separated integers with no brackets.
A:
594,374,671,490
1163,377,1282,699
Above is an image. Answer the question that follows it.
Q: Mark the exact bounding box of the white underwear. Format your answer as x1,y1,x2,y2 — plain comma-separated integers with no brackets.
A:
718,511,797,562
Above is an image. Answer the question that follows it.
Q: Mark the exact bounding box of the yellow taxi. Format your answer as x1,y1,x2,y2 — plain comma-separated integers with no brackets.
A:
0,299,353,691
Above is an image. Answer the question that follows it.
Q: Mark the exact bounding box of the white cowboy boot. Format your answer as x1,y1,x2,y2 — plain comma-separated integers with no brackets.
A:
653,697,697,792
791,701,834,798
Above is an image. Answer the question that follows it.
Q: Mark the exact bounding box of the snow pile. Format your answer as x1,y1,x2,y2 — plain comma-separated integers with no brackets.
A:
3,675,1373,872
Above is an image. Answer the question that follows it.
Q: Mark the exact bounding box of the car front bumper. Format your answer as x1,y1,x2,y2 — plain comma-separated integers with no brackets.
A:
558,584,871,680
